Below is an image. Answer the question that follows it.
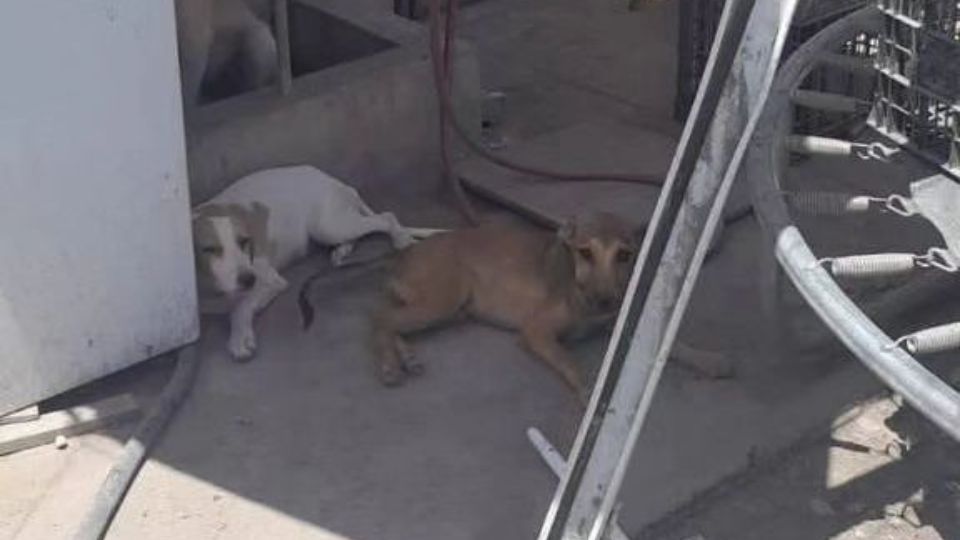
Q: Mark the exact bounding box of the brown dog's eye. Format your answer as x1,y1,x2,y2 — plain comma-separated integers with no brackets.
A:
238,237,251,252
201,246,222,256
616,249,633,263
578,247,594,262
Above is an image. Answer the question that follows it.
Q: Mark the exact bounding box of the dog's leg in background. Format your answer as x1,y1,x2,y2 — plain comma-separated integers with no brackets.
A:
174,0,215,108
237,18,278,91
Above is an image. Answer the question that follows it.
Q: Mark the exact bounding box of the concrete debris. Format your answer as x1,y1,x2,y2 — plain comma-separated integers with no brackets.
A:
844,501,867,514
54,435,68,450
900,504,922,528
884,501,906,519
885,441,905,460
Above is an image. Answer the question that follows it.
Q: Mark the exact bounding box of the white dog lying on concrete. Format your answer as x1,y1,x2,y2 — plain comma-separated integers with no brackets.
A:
192,165,428,359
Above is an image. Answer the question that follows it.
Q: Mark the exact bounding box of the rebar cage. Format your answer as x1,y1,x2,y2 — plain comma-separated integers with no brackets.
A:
869,0,960,172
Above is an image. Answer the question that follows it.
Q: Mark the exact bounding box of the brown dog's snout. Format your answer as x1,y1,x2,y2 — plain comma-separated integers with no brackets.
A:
239,273,257,290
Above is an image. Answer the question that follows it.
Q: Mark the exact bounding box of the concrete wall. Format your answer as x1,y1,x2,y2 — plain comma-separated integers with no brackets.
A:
185,0,481,205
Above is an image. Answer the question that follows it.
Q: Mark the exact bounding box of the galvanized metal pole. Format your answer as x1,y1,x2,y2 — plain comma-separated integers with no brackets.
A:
536,1,799,539
274,0,293,96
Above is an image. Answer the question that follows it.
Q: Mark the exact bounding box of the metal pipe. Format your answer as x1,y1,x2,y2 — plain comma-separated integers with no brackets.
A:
73,345,201,540
791,89,869,114
816,51,876,74
274,0,292,96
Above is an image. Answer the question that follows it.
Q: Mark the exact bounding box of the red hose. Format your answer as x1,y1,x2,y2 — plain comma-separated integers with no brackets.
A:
426,0,667,222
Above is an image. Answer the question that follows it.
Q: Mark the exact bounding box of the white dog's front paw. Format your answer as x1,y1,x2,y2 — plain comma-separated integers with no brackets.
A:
228,326,257,361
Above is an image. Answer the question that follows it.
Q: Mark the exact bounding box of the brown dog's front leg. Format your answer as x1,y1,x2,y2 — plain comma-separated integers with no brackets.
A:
521,323,588,405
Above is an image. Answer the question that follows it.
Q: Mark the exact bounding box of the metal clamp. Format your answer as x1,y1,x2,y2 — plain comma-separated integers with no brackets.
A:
916,247,959,273
852,141,900,162
882,194,918,216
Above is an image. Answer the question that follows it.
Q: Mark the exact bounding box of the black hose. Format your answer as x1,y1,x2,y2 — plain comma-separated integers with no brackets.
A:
73,344,201,540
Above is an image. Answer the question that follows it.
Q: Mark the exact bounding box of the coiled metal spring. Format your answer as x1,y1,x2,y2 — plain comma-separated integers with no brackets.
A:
894,322,960,355
785,191,873,215
785,192,916,217
819,248,958,279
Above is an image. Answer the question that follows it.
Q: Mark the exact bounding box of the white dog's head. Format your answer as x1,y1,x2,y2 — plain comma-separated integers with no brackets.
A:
192,202,269,297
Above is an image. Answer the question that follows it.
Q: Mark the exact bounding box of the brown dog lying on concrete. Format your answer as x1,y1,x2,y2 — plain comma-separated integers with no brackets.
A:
372,213,732,403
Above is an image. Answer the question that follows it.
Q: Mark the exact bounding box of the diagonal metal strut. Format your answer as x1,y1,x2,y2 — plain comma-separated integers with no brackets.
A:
536,1,800,539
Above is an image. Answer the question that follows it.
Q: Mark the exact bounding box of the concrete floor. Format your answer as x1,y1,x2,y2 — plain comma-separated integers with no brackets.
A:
4,0,960,539
647,396,960,540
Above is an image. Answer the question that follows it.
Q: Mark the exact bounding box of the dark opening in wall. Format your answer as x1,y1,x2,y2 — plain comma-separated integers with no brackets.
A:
199,1,397,103
289,2,396,77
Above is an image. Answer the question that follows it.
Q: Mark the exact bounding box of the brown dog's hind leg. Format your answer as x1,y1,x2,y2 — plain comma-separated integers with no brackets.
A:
373,277,467,386
394,337,423,376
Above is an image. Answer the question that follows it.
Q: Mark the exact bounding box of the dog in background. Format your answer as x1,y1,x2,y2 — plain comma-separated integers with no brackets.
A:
174,0,277,106
370,214,734,404
193,165,422,360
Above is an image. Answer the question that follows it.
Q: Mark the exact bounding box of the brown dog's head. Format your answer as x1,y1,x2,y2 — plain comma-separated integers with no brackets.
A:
558,213,640,312
191,202,269,297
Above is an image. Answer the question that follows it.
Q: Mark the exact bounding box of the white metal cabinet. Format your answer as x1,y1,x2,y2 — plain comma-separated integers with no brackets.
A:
0,0,198,414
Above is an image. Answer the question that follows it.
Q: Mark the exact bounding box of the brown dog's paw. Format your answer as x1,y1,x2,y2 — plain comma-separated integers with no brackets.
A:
378,365,406,387
402,360,426,377
395,338,415,362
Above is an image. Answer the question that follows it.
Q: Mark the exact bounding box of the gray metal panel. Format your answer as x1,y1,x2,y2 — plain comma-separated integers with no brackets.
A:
0,0,198,414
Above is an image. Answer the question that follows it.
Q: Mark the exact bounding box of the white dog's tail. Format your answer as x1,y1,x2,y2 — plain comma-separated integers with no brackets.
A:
405,227,448,239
